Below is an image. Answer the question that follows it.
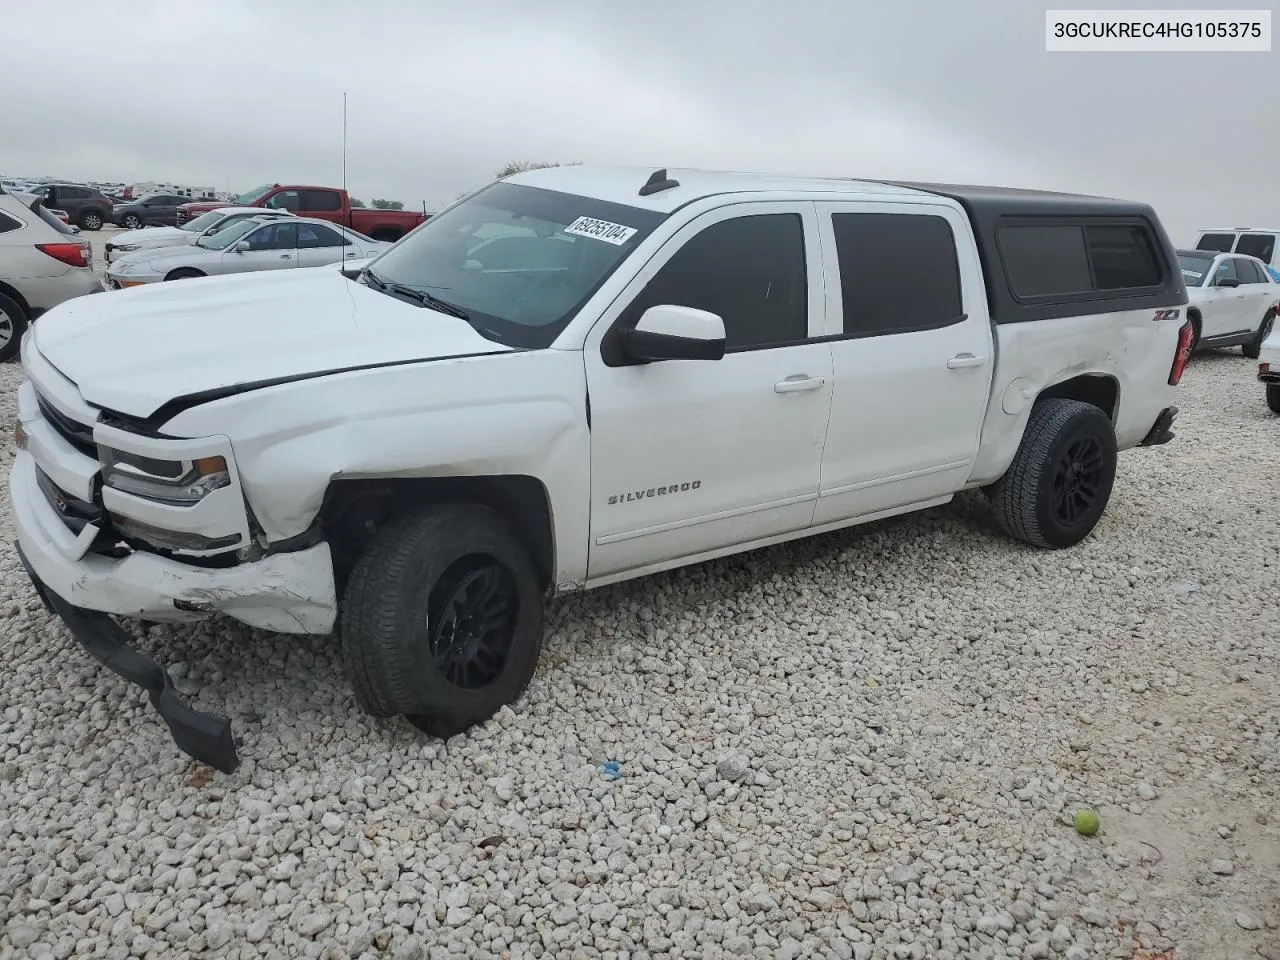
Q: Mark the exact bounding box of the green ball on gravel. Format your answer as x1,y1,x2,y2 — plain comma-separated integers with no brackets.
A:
1074,809,1101,836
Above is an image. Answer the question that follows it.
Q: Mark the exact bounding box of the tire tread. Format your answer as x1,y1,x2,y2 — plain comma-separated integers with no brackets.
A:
988,398,1113,549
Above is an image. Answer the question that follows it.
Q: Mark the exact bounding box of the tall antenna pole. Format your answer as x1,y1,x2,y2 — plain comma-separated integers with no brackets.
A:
342,92,348,195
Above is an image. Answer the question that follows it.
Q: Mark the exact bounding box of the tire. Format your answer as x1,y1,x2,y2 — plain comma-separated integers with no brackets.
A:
1243,309,1275,360
986,398,1118,549
78,210,103,231
0,291,30,363
122,214,141,230
164,268,204,281
339,502,545,738
1268,384,1280,415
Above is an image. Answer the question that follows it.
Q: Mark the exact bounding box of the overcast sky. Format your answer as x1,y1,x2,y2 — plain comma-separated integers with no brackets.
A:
3,0,1273,242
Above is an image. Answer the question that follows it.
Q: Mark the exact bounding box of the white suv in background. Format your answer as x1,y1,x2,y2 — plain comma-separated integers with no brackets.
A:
1176,248,1278,358
1194,227,1280,281
0,187,98,362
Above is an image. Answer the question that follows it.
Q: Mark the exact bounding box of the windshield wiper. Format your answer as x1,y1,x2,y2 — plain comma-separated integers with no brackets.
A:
362,270,471,321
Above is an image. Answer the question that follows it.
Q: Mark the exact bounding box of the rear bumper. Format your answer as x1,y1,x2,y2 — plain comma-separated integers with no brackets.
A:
1139,406,1178,446
15,540,240,773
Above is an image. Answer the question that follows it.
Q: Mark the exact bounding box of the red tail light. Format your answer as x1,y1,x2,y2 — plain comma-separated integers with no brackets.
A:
36,242,91,268
1168,319,1195,386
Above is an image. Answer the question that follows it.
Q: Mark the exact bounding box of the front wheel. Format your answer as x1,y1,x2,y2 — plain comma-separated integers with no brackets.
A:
78,210,103,231
1268,384,1280,415
122,214,141,230
986,398,1118,549
339,503,545,738
1243,309,1275,360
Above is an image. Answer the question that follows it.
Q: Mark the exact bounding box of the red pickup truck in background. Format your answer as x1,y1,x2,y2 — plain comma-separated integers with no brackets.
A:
176,184,428,241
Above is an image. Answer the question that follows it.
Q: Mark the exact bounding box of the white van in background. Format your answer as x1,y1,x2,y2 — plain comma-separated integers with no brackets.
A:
1194,228,1280,280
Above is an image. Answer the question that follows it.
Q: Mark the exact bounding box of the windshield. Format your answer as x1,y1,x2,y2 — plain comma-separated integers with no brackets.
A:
182,210,225,232
1177,252,1215,287
233,183,274,206
198,218,259,250
363,181,667,348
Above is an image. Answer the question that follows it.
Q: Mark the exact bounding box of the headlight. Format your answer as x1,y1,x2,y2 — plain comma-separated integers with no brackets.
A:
99,447,231,505
114,243,140,252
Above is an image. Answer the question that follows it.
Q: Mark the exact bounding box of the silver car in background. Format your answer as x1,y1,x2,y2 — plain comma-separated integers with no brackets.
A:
103,206,297,264
0,186,100,361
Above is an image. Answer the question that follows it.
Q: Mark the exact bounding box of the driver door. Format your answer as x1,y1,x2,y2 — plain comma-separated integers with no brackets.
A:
1205,258,1246,338
220,221,299,274
583,202,834,582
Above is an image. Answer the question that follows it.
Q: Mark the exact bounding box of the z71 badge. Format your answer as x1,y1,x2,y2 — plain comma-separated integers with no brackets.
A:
608,480,701,505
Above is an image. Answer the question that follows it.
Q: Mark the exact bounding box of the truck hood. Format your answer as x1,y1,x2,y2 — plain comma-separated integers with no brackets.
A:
32,269,515,420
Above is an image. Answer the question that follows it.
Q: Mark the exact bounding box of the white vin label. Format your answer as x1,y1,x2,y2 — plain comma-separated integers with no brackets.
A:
563,216,638,245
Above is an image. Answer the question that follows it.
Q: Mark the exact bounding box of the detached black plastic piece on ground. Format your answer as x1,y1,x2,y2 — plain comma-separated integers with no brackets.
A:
1140,406,1178,446
14,542,240,774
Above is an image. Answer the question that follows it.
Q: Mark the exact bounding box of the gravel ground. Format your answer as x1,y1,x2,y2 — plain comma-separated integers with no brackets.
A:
1,229,1277,959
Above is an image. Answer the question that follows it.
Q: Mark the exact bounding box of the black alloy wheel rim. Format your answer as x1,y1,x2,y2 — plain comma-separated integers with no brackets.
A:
425,556,518,689
1051,435,1106,527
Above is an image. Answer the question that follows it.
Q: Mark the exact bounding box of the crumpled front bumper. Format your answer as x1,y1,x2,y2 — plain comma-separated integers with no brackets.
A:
16,541,240,773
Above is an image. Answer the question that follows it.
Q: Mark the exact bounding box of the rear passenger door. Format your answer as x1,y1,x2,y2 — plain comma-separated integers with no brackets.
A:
294,222,353,267
811,201,993,524
1233,257,1278,327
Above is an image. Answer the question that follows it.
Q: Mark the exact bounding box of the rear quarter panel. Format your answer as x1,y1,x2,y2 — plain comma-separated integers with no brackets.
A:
967,307,1183,486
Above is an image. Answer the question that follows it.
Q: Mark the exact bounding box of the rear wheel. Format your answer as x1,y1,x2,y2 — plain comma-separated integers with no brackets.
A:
986,398,1118,549
78,210,103,231
339,503,545,738
122,213,142,230
1268,384,1280,415
0,292,29,363
1243,309,1275,360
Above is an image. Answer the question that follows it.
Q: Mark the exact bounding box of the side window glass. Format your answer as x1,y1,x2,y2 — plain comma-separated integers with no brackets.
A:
298,224,345,248
246,222,297,250
626,213,808,351
301,190,343,212
1196,233,1236,252
1213,259,1238,285
1084,224,1163,289
265,191,302,212
1236,233,1276,264
831,212,963,337
0,211,22,234
1236,259,1262,283
999,225,1092,298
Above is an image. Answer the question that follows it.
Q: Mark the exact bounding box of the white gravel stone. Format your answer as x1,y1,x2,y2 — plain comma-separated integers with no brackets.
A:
1211,859,1236,875
0,299,1275,959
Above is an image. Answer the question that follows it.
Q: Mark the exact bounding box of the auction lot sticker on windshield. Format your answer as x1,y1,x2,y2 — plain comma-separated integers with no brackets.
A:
564,216,638,245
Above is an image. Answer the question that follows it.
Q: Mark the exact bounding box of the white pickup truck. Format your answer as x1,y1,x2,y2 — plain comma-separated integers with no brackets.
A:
10,165,1194,772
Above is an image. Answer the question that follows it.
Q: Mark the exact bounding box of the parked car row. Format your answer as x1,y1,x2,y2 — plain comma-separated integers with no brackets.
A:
104,206,295,263
104,215,389,287
177,182,428,242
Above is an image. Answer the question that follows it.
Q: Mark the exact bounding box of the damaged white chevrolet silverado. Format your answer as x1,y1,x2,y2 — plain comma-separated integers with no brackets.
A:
10,166,1194,772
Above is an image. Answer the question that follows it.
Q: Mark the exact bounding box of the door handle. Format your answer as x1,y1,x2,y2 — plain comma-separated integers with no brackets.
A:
279,254,292,259
947,353,986,369
774,375,825,393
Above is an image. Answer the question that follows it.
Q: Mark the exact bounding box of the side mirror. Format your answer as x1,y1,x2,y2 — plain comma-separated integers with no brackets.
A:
618,305,726,362
1216,276,1239,288
234,241,251,254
